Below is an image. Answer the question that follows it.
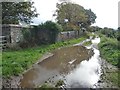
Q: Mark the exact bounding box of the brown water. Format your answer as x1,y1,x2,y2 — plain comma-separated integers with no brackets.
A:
20,46,94,88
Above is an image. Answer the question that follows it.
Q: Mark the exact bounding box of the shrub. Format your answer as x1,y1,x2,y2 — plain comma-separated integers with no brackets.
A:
38,21,63,44
20,21,63,48
19,27,35,48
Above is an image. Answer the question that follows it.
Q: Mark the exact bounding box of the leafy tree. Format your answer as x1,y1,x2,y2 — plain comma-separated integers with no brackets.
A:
54,2,96,31
2,1,38,24
85,9,97,25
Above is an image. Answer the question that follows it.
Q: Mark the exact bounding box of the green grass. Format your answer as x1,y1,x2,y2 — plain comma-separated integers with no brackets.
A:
106,70,120,88
83,41,92,46
87,32,97,38
2,36,87,78
98,35,120,87
98,35,120,66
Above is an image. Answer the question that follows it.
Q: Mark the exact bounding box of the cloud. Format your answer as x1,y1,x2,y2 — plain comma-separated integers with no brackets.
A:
32,0,58,24
32,0,119,29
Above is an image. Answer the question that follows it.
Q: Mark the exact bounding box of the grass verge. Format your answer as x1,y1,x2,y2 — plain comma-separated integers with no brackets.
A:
83,41,92,46
2,36,87,78
106,70,120,87
98,35,120,87
98,35,120,66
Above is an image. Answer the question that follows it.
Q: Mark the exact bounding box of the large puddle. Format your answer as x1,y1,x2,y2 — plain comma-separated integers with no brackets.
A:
19,37,101,88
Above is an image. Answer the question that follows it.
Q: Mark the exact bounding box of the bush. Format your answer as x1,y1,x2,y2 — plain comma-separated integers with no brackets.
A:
20,21,63,48
19,27,35,48
37,21,63,44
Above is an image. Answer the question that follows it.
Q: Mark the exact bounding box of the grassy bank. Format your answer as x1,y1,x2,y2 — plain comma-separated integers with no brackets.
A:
98,35,120,87
83,41,92,46
98,35,120,66
2,36,87,78
105,70,120,87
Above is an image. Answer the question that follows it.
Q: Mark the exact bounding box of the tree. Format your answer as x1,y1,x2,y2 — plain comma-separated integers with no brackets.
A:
85,9,97,25
54,2,96,31
117,27,120,41
2,1,38,24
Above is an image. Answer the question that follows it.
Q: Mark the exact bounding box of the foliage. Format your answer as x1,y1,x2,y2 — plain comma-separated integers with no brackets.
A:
88,26,102,32
54,2,96,31
36,21,63,44
20,21,63,48
83,41,92,46
2,36,87,78
94,27,119,39
98,35,120,87
98,35,120,67
106,70,120,88
2,2,38,24
87,32,97,38
19,27,34,48
85,9,97,25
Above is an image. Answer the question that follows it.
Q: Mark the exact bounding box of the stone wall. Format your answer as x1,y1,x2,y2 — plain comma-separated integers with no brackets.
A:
57,30,84,41
2,24,84,47
2,24,28,45
10,25,23,44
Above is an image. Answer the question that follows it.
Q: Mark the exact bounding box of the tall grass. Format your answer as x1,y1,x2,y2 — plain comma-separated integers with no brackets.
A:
98,35,120,66
98,35,120,87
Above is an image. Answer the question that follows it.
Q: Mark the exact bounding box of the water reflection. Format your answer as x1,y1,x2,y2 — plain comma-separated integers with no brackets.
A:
20,38,101,88
65,37,101,88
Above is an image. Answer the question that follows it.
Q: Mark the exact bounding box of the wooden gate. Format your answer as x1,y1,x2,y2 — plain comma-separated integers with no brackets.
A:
0,36,7,50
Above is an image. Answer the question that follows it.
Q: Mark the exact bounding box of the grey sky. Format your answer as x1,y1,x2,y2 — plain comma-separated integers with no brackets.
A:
32,0,119,29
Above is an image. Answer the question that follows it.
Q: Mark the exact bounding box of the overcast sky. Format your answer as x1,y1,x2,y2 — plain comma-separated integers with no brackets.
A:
32,0,119,29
